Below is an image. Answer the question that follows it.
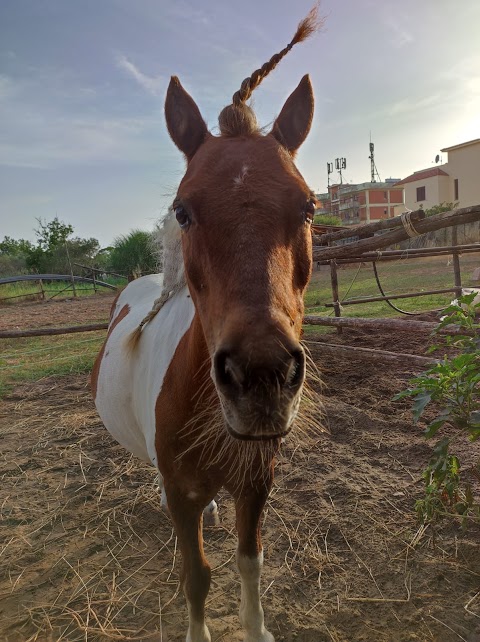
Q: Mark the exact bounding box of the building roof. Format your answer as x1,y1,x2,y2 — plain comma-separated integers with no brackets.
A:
395,166,450,186
441,138,480,153
337,181,404,195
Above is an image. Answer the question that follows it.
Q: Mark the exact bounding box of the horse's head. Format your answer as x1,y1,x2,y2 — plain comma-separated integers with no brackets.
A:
165,71,315,442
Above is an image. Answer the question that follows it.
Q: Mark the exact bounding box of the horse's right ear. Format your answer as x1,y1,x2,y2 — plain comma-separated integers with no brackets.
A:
165,76,209,161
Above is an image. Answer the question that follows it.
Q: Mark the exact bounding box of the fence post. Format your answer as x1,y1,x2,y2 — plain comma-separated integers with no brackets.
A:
39,278,45,301
64,242,77,298
451,225,462,299
329,259,342,333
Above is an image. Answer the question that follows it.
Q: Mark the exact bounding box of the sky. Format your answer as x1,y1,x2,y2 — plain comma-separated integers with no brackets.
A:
1,0,479,248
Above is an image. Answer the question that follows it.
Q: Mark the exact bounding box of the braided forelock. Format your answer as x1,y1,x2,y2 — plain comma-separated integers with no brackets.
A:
233,4,321,105
218,4,322,137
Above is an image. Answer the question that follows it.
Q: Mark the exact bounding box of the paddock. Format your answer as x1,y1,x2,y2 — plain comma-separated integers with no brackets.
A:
0,294,479,641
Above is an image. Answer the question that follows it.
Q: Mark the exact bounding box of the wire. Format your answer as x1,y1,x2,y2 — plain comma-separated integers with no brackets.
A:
0,351,97,372
341,263,363,303
0,336,104,360
372,260,418,315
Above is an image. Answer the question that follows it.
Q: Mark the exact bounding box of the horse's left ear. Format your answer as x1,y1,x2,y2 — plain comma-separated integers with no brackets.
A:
271,74,314,155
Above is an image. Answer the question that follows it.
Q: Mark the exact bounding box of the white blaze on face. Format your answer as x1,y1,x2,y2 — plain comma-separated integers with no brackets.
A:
234,164,249,187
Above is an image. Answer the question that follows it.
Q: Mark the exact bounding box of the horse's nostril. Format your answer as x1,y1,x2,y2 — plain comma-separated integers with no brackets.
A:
214,351,244,390
286,349,305,389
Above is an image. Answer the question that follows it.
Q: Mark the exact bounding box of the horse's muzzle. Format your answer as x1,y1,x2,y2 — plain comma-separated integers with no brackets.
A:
212,343,305,440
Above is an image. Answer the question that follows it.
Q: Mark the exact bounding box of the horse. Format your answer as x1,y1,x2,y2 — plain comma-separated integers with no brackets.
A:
92,8,321,641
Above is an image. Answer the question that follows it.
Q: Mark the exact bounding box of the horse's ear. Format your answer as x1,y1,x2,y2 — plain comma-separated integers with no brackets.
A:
165,76,209,160
271,74,314,155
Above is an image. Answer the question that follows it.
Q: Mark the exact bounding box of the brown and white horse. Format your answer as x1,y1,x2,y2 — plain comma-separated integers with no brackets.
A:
92,9,320,642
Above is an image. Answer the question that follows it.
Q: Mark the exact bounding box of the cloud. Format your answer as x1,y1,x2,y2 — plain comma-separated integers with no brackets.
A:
0,68,165,169
0,74,16,101
0,111,162,169
383,17,413,48
116,54,164,96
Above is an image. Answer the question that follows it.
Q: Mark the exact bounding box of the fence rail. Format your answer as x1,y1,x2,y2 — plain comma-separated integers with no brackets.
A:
0,274,118,302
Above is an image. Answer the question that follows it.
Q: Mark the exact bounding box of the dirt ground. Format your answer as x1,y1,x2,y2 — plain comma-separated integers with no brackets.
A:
1,295,479,641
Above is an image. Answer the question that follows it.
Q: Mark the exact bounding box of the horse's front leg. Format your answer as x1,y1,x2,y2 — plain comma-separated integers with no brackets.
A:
165,486,212,642
230,475,275,642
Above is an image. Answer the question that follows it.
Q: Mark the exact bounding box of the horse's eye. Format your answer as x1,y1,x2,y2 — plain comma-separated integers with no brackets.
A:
175,205,191,230
304,199,316,225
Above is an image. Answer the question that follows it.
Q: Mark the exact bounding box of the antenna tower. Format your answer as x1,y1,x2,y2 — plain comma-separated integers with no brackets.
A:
335,157,346,184
369,137,381,183
327,162,333,188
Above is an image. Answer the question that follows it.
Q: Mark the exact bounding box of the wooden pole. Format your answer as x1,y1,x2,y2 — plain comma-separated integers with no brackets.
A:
0,323,108,339
39,278,45,301
313,209,426,245
324,287,457,307
323,242,480,258
303,340,439,367
315,246,480,265
303,315,475,336
64,242,77,298
313,205,480,261
329,260,342,330
451,225,462,299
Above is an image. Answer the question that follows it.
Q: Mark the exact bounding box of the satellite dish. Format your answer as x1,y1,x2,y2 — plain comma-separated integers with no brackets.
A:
435,154,440,164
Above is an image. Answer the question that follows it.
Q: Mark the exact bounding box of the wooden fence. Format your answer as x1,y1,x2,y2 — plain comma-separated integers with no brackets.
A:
310,204,480,319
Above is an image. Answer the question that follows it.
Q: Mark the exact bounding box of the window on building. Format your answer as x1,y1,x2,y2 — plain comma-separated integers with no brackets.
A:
416,186,426,202
384,191,388,200
454,179,459,201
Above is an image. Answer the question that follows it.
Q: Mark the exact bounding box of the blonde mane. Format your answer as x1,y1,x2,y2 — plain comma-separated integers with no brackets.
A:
126,209,186,351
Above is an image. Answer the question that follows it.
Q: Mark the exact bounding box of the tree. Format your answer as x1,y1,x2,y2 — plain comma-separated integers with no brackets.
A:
0,236,35,256
313,214,342,226
0,218,103,276
109,230,157,278
0,236,35,276
34,217,74,250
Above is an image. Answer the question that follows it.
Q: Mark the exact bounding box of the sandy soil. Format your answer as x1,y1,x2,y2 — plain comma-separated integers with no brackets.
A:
1,295,479,641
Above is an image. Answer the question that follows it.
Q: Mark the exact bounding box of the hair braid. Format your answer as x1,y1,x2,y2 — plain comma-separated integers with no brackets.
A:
232,5,321,106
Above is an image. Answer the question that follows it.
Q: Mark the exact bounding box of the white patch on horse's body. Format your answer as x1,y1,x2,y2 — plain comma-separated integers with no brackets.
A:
234,164,249,187
237,551,274,642
95,276,195,465
95,209,191,465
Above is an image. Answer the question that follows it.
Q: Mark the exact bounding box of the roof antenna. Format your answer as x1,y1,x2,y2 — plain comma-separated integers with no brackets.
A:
369,133,381,182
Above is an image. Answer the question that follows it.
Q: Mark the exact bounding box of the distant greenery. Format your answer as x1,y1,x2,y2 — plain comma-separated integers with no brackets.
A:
109,230,158,279
0,217,100,277
0,217,157,279
424,202,458,217
313,214,342,226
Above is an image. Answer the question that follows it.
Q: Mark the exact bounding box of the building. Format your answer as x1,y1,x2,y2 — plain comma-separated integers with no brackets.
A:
441,138,480,208
322,180,404,225
394,167,451,212
395,138,480,212
314,192,331,216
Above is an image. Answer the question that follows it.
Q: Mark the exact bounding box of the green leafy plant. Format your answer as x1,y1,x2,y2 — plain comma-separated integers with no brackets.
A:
313,214,342,226
395,292,480,523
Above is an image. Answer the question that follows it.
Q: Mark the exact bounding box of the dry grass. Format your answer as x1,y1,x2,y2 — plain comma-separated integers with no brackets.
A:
1,358,479,640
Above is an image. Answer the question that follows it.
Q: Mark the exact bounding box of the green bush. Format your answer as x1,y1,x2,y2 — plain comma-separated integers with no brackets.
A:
109,230,157,278
395,292,480,523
